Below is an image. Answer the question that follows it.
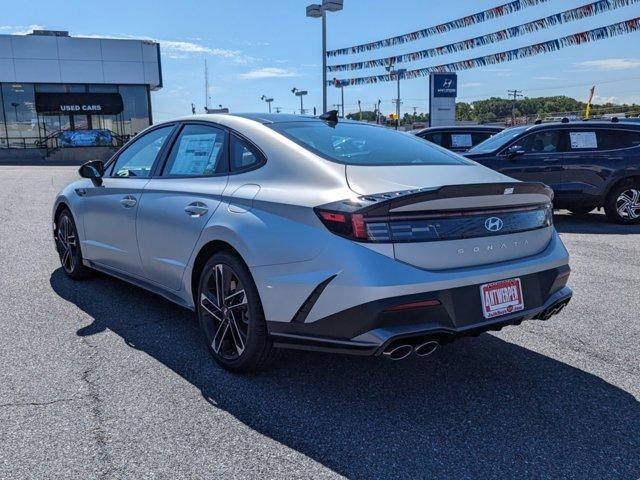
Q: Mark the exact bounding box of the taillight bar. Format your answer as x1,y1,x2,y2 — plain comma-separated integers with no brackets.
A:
314,182,554,243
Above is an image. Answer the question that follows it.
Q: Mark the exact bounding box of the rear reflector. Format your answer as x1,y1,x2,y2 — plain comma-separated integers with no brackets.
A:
319,211,346,223
384,299,441,312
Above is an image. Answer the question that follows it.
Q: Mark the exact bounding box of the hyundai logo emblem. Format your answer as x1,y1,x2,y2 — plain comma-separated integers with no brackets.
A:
484,217,504,232
442,78,453,88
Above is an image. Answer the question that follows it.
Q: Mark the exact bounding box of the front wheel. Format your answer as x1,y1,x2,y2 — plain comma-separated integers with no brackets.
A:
55,209,92,280
604,182,640,224
197,251,277,373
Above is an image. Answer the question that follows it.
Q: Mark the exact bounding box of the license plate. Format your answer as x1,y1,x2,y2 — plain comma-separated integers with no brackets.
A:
480,278,524,319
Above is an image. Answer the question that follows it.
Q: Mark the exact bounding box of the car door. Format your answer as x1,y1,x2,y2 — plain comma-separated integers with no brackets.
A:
559,128,640,199
80,125,175,277
492,128,566,187
136,123,229,290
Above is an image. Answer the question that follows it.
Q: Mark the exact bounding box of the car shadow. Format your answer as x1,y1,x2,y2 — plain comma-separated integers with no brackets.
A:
554,211,640,235
50,268,639,479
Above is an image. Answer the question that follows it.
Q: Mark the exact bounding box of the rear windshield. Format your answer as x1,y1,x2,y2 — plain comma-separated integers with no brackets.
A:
468,126,528,154
268,121,472,166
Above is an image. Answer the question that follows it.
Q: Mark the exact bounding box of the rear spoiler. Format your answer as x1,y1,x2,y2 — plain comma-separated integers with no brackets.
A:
318,182,554,217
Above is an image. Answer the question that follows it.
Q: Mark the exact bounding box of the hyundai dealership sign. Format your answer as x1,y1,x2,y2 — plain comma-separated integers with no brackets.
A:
429,73,458,127
433,74,457,98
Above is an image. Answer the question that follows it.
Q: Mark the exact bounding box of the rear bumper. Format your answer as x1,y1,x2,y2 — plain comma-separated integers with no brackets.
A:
268,265,571,356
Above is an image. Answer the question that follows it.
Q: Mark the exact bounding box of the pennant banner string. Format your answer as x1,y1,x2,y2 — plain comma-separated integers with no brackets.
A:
327,0,639,73
327,0,551,58
329,18,640,87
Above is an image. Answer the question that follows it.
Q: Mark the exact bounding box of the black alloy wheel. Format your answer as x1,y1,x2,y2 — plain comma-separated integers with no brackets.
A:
197,251,276,373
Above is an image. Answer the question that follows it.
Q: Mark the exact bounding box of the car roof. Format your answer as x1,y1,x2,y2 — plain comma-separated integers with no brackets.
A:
420,125,503,131
516,120,640,132
206,113,364,125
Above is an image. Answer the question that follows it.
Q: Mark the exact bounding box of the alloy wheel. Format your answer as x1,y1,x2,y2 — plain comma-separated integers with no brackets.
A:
56,215,77,273
615,188,640,220
200,264,249,360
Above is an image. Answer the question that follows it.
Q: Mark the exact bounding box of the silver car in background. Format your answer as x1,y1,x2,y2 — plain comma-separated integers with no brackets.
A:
53,113,572,372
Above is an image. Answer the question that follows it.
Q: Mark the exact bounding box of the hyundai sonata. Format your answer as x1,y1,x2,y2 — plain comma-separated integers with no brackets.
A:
53,112,572,372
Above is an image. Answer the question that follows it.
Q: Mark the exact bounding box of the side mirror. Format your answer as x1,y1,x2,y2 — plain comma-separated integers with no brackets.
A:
78,160,104,185
506,145,525,160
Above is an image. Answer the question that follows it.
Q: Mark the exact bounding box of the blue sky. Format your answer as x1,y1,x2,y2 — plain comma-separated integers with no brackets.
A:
2,0,639,121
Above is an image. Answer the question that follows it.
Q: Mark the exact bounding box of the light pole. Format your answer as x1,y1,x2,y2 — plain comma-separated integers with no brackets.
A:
260,95,274,113
386,66,406,130
291,88,308,114
306,0,343,114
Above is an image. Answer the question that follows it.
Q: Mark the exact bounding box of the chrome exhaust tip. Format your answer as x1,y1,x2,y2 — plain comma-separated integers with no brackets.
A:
414,341,439,357
382,344,413,361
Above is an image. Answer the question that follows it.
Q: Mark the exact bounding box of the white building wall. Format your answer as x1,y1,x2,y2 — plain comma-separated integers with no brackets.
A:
0,34,161,89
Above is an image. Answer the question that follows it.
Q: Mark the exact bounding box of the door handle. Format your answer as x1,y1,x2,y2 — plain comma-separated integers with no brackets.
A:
184,202,209,218
120,195,137,208
542,158,559,163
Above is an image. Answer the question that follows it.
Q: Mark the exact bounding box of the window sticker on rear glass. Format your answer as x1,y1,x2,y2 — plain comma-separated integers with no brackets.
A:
570,131,597,149
451,133,473,148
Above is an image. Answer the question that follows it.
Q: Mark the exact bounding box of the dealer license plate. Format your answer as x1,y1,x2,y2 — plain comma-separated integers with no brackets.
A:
480,278,524,319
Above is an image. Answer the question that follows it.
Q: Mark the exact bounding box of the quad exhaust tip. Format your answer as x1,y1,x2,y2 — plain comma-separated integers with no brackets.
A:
382,344,413,361
382,341,439,360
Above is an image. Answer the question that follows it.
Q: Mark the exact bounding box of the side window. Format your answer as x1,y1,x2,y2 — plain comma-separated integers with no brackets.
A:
520,130,561,154
422,132,446,147
162,124,228,177
471,132,493,146
596,129,640,150
111,126,173,178
230,134,264,172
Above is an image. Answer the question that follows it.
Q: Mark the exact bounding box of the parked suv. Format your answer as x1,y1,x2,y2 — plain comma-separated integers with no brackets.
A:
413,125,503,152
465,121,640,223
53,113,571,372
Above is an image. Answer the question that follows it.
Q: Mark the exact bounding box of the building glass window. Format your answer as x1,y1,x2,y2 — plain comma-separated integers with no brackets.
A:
2,83,38,148
0,82,151,149
119,85,150,137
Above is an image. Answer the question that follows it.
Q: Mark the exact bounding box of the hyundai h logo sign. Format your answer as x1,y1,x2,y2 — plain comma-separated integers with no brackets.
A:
442,78,453,88
484,217,504,232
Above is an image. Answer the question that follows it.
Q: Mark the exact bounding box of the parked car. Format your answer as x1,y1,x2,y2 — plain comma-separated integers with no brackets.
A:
465,120,640,223
53,113,571,372
413,125,503,152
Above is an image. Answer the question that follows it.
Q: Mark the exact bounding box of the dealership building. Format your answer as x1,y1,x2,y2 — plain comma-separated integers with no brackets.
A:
0,30,162,156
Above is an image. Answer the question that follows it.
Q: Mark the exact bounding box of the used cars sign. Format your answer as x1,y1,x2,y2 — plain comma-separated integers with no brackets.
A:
35,92,124,115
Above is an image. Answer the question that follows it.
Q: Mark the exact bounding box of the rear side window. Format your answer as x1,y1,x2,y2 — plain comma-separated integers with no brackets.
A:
471,132,494,145
596,129,640,150
110,125,173,178
421,132,446,147
230,134,264,172
520,130,561,153
451,133,473,149
162,124,227,177
270,122,471,166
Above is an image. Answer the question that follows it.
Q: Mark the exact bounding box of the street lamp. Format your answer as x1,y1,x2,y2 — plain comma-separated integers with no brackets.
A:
332,78,345,118
291,88,308,114
260,95,274,113
306,0,343,114
386,65,406,130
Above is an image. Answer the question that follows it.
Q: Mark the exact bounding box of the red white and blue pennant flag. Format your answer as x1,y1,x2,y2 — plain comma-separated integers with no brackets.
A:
327,0,639,73
330,18,640,87
326,0,550,57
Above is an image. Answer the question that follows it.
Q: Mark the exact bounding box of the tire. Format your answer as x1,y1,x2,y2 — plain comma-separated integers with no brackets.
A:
197,251,277,373
568,206,595,216
55,208,93,280
604,181,640,224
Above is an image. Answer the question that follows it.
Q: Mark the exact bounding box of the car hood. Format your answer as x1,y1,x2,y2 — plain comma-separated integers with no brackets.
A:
345,164,514,195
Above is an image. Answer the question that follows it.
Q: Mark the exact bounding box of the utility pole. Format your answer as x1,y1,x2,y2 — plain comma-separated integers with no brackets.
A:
191,103,196,115
508,89,523,125
358,100,362,121
204,59,210,110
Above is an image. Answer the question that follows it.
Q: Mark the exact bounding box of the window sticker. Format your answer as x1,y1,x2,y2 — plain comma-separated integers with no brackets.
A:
170,133,223,175
451,133,473,148
570,131,597,149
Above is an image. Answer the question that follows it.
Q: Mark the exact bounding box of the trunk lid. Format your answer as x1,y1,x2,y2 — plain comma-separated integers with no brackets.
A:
335,165,556,269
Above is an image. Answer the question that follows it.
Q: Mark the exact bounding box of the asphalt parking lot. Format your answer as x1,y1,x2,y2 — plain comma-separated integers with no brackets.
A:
0,165,639,479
